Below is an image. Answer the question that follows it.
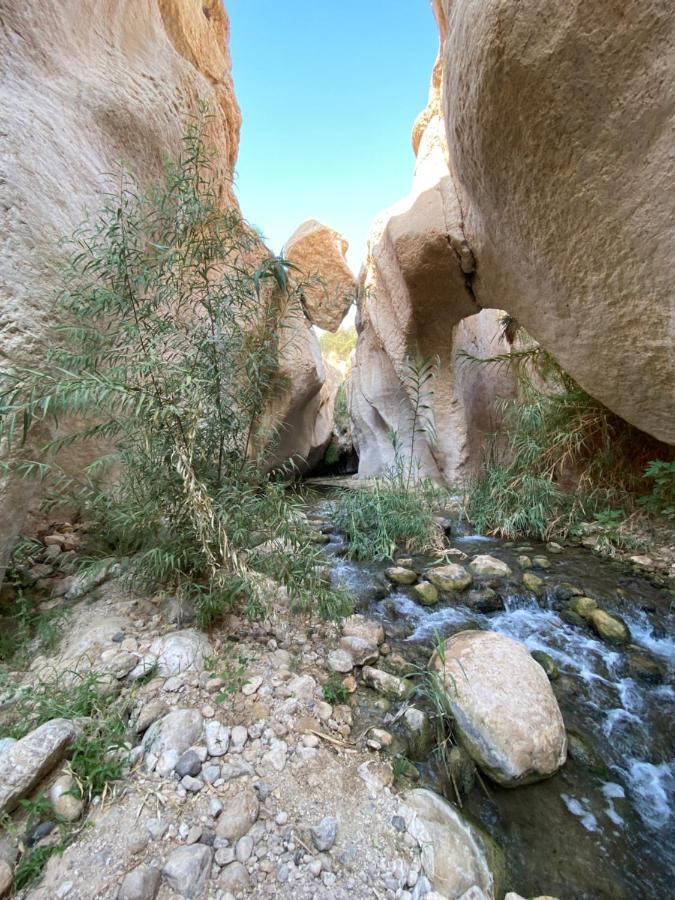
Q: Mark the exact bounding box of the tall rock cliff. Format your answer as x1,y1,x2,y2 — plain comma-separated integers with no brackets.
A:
435,0,674,445
348,48,514,484
0,1,335,577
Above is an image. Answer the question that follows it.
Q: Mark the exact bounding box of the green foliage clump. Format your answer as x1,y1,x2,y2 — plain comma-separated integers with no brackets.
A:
1,671,129,888
0,590,66,665
332,461,443,561
333,382,350,433
319,327,357,371
0,119,350,624
639,460,675,520
463,344,674,541
323,672,349,705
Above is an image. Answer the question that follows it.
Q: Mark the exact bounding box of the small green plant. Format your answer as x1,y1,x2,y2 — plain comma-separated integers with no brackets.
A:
322,672,349,705
0,117,351,627
392,754,411,785
0,590,67,665
462,342,673,540
639,460,675,520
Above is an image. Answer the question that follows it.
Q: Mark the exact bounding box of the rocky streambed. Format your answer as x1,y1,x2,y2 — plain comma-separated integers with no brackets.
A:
317,498,675,899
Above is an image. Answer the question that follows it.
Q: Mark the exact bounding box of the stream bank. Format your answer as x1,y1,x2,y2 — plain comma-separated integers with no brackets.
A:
311,490,674,899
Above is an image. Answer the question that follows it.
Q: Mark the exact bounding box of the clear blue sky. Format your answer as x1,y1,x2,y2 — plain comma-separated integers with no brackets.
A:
226,1,439,273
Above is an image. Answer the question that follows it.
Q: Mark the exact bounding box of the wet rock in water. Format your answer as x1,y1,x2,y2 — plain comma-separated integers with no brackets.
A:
162,844,212,898
517,555,533,569
48,773,83,821
551,583,584,603
401,789,499,898
441,745,476,804
506,894,561,900
117,864,161,900
340,635,378,666
385,566,418,586
342,614,385,646
532,556,551,570
310,816,338,851
626,650,665,685
431,631,567,786
588,609,630,645
216,788,259,842
362,666,412,700
566,731,608,776
395,557,416,569
560,609,586,629
566,596,597,620
465,587,502,613
403,707,433,761
0,718,81,816
413,580,439,605
522,572,544,593
328,648,354,673
143,709,203,776
469,555,512,578
427,563,472,593
531,651,559,681
546,542,564,554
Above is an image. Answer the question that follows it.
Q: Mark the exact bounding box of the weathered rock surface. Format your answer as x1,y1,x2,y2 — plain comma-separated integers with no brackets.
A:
469,555,512,578
143,709,204,776
144,630,213,677
401,788,498,898
427,563,472,593
283,220,356,331
347,47,515,485
162,844,212,898
0,0,241,582
436,0,675,444
118,864,160,900
431,631,567,786
0,719,81,815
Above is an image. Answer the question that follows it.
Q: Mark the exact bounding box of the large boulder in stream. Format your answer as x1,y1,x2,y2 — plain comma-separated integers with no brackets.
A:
431,630,567,786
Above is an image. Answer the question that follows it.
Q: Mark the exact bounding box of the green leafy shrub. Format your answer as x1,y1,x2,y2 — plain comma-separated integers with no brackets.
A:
639,460,675,520
463,345,673,540
331,461,443,560
0,120,349,623
323,672,349,704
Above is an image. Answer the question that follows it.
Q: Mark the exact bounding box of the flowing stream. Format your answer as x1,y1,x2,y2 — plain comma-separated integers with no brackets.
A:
314,498,674,899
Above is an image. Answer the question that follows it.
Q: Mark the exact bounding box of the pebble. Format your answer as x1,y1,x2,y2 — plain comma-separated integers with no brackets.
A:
181,775,203,792
242,676,263,695
275,811,289,826
310,816,338,852
175,749,202,778
235,835,254,862
205,721,230,757
162,844,213,897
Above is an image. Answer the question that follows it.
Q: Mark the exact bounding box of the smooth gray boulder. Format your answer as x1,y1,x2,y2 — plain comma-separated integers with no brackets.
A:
0,718,80,816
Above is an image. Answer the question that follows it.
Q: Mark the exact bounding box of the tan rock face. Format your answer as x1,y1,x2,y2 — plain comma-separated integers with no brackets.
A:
0,0,240,577
432,630,567,786
438,0,675,444
283,220,356,332
0,2,337,577
348,48,515,485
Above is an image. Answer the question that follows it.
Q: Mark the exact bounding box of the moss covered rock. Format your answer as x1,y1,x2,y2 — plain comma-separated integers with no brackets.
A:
413,580,439,605
589,609,631,645
427,563,472,592
384,566,418,586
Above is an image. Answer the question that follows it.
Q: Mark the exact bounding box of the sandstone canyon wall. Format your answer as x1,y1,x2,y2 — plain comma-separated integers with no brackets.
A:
348,51,515,484
435,0,674,445
0,2,341,578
